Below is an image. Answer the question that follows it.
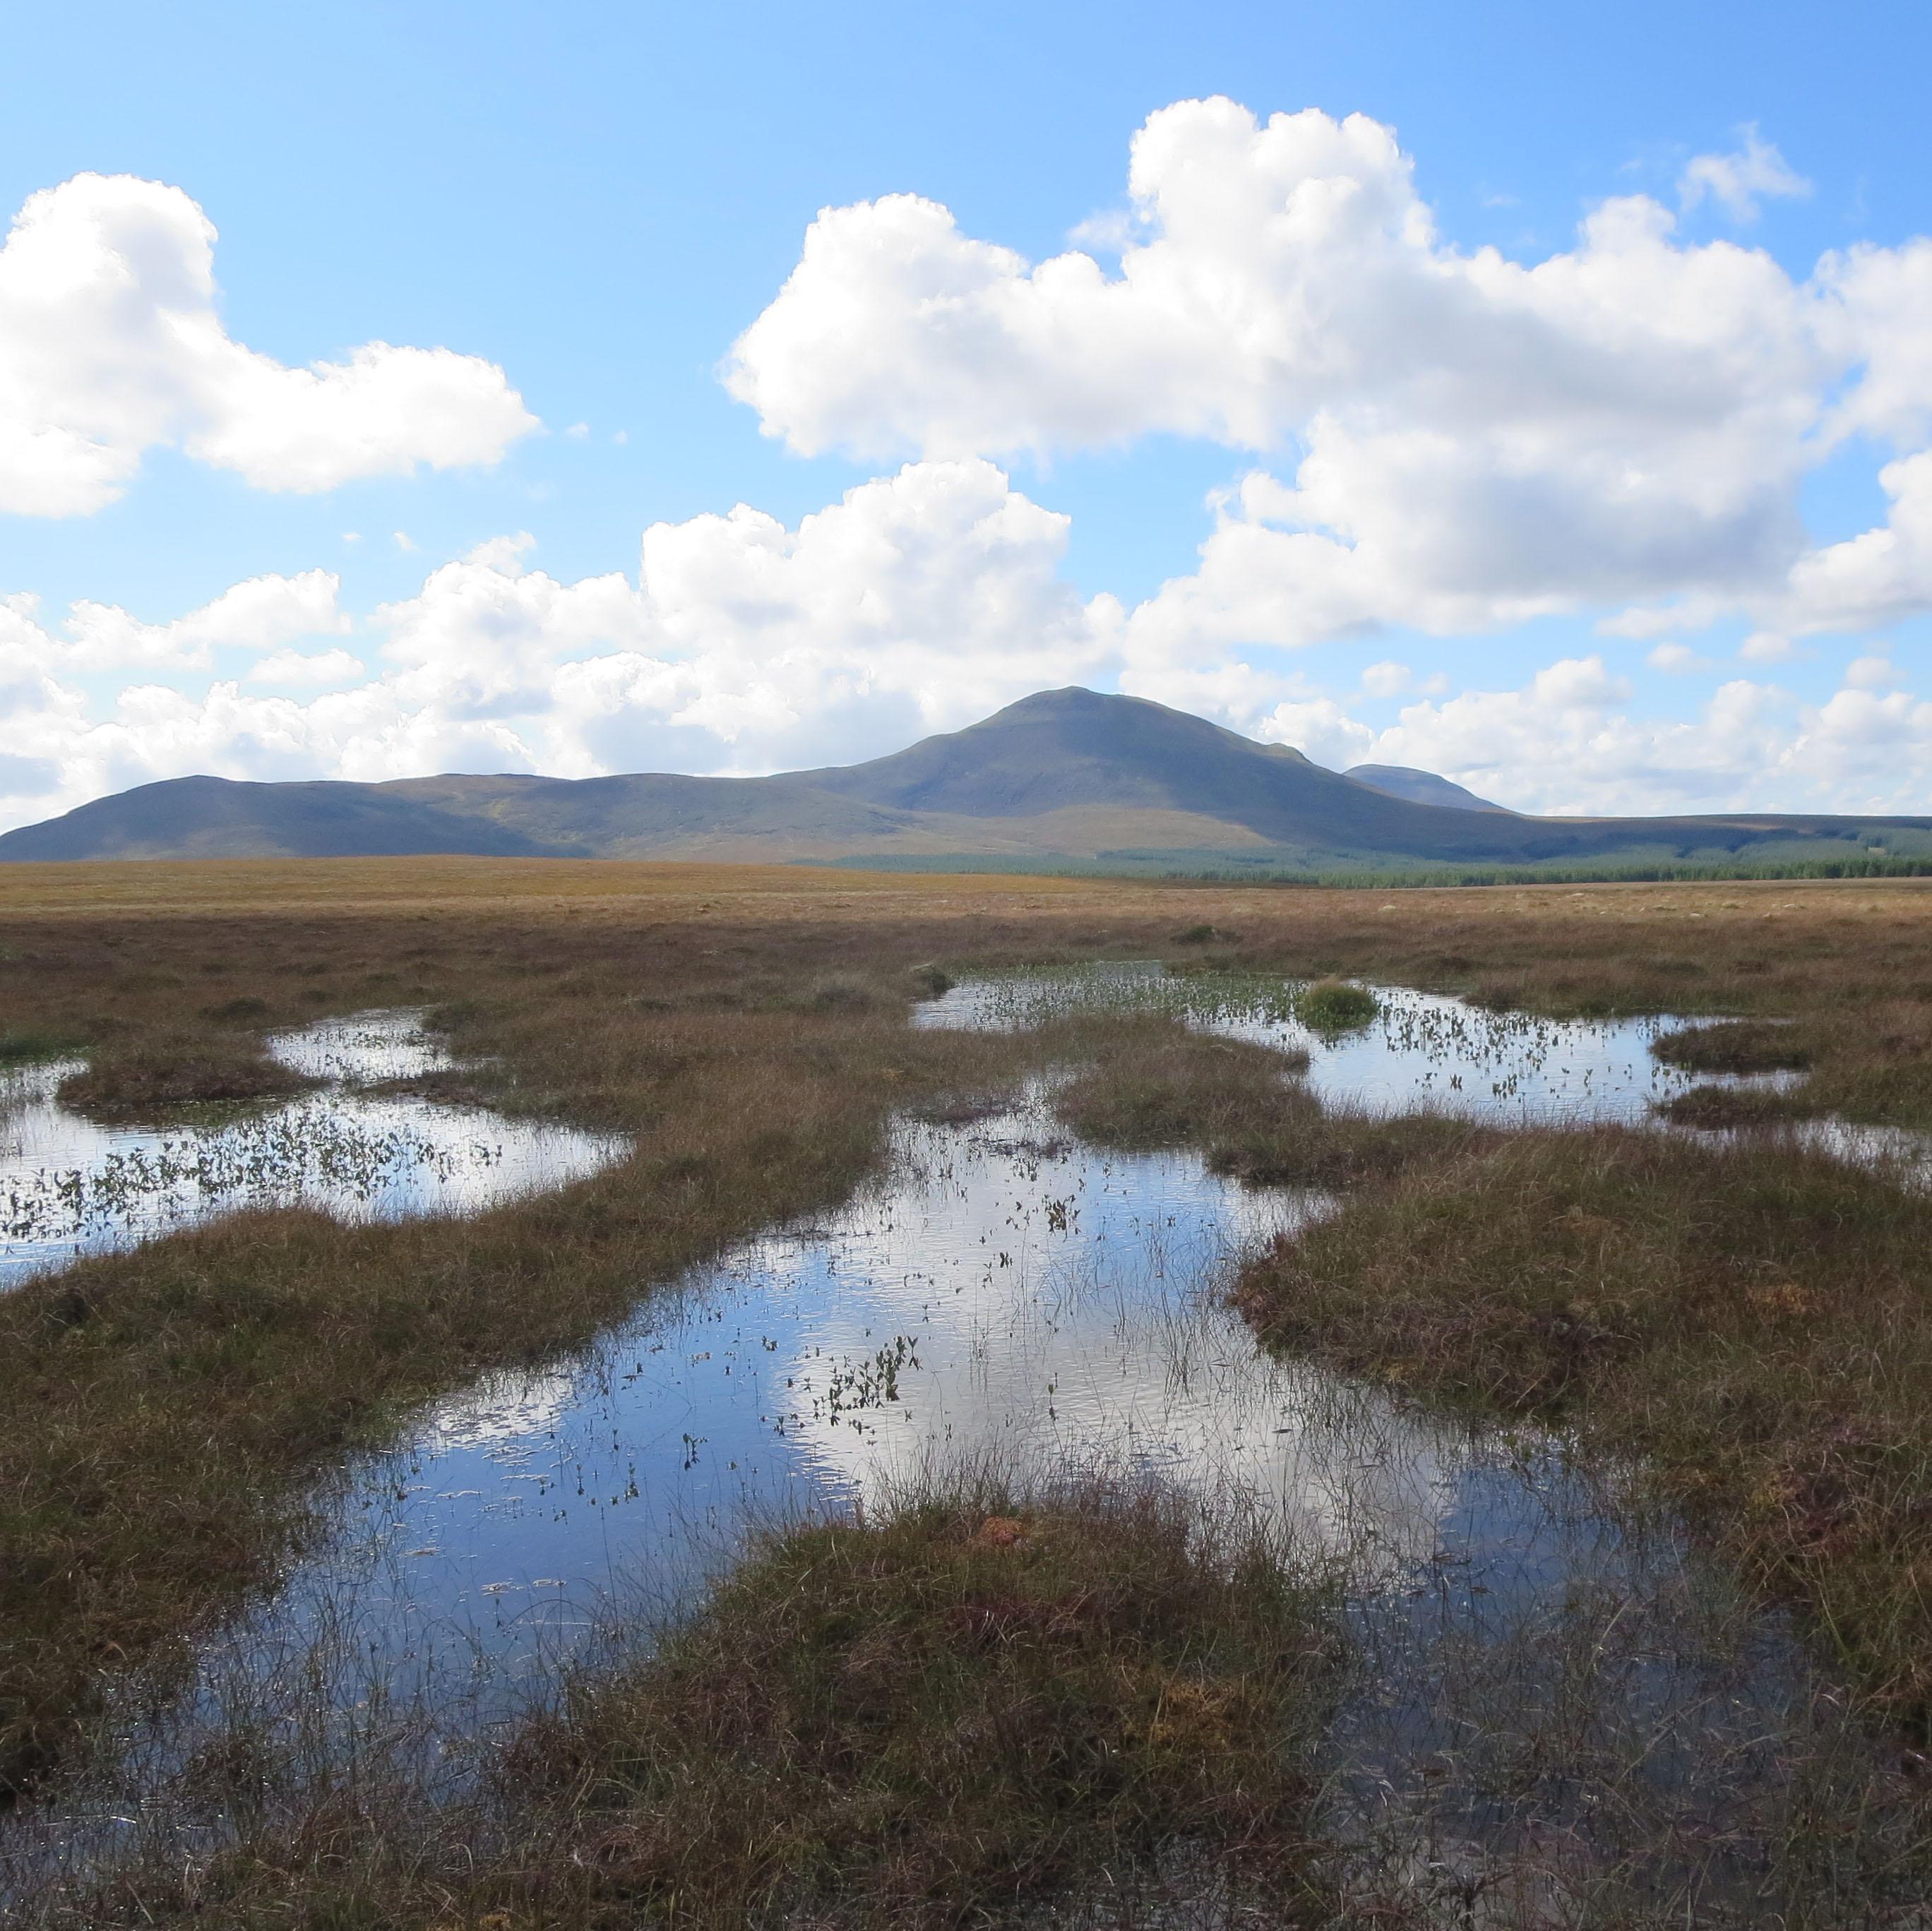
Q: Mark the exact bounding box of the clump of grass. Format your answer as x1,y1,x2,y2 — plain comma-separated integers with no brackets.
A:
1172,921,1221,944
1292,978,1379,1032
1653,1019,1811,1075
1235,1125,1932,1714
0,1028,79,1065
907,960,953,998
1465,978,1525,1012
96,1482,1332,1928
55,1039,316,1120
1654,1083,1797,1129
199,996,271,1022
509,1485,1330,1926
1052,1024,1306,1152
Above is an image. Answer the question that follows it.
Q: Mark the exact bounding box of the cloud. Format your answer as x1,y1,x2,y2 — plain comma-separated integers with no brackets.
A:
39,568,346,671
1647,641,1715,673
1253,697,1375,770
1312,657,1932,817
1782,450,1932,633
0,462,1126,825
729,97,1932,650
0,173,537,515
245,647,366,688
1678,127,1811,223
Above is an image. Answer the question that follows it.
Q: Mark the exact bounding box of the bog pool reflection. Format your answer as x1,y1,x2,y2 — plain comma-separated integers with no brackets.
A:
0,1010,624,1284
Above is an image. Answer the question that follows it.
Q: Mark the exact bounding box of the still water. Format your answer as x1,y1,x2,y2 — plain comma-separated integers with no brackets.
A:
8,979,1915,1915
0,1011,624,1284
916,963,1768,1123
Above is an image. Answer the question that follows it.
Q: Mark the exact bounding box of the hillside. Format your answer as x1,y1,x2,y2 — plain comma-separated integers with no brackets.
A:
2,687,1928,872
1345,764,1505,812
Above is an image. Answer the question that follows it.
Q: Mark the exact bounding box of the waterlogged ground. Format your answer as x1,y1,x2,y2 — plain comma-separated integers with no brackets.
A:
16,1087,1915,1915
922,964,1932,1189
8,976,1921,1916
917,963,1766,1123
0,1011,623,1284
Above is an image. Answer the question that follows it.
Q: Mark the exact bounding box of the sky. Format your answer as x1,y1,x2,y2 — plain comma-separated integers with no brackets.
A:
2,0,1931,831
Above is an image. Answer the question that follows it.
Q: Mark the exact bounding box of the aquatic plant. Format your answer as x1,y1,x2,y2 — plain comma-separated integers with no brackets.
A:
1292,978,1380,1032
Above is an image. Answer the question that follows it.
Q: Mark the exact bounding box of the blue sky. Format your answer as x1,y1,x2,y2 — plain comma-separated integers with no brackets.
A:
2,0,1930,827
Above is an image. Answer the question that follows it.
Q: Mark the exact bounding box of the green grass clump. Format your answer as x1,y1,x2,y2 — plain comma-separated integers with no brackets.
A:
1292,978,1380,1032
0,1029,79,1065
1236,1125,1932,1714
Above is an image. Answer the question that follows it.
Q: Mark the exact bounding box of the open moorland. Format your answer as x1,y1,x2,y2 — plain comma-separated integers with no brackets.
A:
4,858,1932,1927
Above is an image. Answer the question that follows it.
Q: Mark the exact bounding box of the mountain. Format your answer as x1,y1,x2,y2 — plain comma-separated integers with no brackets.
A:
3,687,1928,873
1344,764,1505,812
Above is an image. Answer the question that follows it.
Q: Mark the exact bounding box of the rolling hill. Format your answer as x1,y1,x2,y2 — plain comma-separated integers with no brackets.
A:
3,687,1928,875
1344,764,1505,812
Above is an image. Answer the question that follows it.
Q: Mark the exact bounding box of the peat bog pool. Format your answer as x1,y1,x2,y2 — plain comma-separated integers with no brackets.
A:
8,974,1925,1918
0,1010,624,1284
919,963,1772,1123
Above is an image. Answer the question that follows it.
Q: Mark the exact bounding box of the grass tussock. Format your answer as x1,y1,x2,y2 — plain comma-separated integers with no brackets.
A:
503,1488,1331,1927
1291,977,1380,1032
1235,1126,1932,1717
1652,1018,1811,1075
0,1029,80,1067
54,1036,316,1119
1654,1082,1799,1129
59,1485,1335,1929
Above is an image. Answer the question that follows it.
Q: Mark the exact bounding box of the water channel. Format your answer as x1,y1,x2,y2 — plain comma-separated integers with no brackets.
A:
6,976,1920,1918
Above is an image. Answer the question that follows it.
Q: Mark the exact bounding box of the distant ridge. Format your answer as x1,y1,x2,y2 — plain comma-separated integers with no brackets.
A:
4,687,1928,875
1344,764,1505,813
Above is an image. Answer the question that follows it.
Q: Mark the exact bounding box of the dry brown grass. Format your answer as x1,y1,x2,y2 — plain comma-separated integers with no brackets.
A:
1,857,1931,1800
32,1480,1337,1930
1235,1125,1932,1726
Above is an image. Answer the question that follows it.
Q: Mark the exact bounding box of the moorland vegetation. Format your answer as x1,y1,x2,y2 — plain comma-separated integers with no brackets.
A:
3,857,1932,1924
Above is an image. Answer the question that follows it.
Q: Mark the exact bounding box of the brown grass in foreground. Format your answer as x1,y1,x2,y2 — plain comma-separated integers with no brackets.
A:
40,1484,1336,1929
1,858,1930,1798
1236,1126,1932,1725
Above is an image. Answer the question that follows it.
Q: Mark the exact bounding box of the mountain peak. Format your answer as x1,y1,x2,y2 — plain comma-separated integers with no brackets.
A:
1,685,1920,868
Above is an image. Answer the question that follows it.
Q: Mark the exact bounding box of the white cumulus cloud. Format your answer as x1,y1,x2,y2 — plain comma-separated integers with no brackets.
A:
0,173,538,515
37,568,346,672
1678,126,1811,223
729,97,1932,651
